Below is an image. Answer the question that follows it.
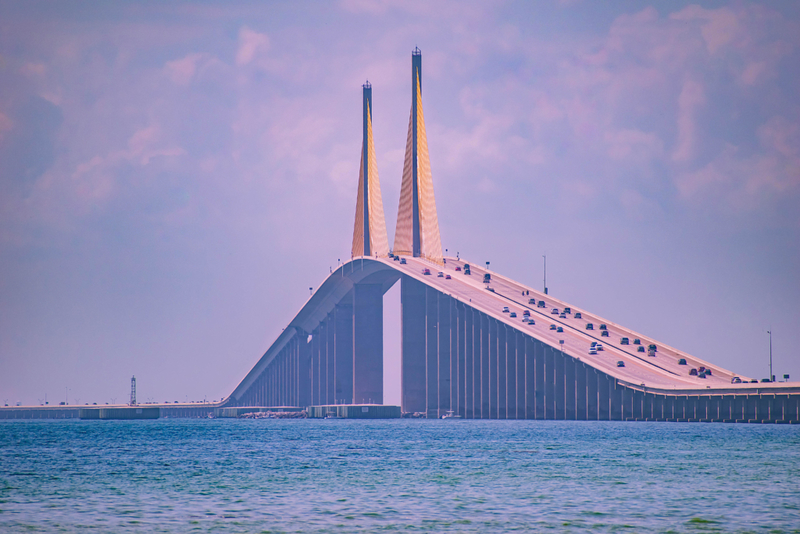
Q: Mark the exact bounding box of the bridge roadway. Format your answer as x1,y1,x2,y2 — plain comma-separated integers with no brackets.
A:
223,254,799,423
397,255,763,393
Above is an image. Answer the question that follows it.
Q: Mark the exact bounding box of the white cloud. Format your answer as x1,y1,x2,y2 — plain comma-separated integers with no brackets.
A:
236,27,269,66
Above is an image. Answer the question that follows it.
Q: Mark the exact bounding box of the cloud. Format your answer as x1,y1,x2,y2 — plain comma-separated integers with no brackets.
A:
236,27,269,66
672,79,705,163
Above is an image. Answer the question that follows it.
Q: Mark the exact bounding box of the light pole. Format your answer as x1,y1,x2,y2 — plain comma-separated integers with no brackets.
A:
543,255,548,295
768,329,773,382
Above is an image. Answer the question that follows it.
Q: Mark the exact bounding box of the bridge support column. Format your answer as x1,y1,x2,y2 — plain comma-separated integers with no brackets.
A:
534,339,545,419
299,332,311,407
544,345,555,420
353,283,383,404
401,275,426,414
497,324,507,419
587,367,598,420
480,313,490,419
464,305,474,418
524,336,535,419
575,360,586,420
564,353,575,420
515,332,525,420
435,292,451,418
334,298,354,405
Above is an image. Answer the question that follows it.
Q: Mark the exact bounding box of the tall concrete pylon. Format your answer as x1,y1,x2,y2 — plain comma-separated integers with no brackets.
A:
393,48,443,265
352,82,389,258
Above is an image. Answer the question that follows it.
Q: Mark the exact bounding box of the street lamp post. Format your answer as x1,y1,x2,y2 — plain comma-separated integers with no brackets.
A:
768,329,773,382
543,255,548,295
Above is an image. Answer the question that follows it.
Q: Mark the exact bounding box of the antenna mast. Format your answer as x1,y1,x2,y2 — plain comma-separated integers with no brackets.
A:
130,376,137,406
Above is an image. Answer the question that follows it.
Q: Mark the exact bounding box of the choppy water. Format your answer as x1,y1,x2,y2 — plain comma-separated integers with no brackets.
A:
1,419,798,533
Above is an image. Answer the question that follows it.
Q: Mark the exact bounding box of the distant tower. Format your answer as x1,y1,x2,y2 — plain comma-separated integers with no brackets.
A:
130,376,136,406
352,81,389,258
393,47,443,264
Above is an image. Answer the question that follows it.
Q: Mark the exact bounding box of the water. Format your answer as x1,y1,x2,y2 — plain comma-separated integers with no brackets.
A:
1,419,798,533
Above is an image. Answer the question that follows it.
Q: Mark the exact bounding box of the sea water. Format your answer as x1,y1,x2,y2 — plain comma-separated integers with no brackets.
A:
1,419,798,532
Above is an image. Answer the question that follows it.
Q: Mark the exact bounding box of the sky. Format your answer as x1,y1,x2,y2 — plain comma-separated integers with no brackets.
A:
1,0,798,407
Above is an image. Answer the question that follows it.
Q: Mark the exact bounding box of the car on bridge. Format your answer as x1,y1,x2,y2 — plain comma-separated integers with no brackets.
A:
393,255,400,261
599,324,608,330
549,324,556,330
621,337,630,345
596,343,604,351
649,344,658,352
437,271,444,277
523,310,530,317
423,268,431,275
617,361,625,367
586,323,594,330
638,346,645,352
445,274,451,280
502,306,509,313
551,308,559,314
731,376,742,384
633,338,641,345
538,301,546,308
563,307,571,314
455,266,461,271
601,330,609,337
400,258,406,264
510,312,517,318
574,312,582,319
589,348,597,355
483,273,491,283
557,326,563,333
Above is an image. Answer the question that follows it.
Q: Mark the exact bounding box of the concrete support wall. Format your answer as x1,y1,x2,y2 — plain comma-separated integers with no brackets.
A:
401,275,427,413
334,299,354,405
353,283,383,404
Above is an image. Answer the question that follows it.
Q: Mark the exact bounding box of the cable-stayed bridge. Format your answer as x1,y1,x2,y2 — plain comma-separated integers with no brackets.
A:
222,49,799,423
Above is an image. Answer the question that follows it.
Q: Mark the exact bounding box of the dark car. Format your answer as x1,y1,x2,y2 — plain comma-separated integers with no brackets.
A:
557,326,563,333
648,344,657,352
633,338,641,345
483,273,491,283
601,330,609,337
423,268,431,275
551,308,559,315
510,312,517,318
678,358,687,365
574,312,582,319
586,323,594,330
637,346,645,353
393,256,400,261
549,324,557,331
689,368,698,376
400,258,407,264
437,271,444,277
599,324,607,331
523,310,530,317
445,274,451,280
731,377,742,384
528,298,536,304
621,337,629,345
538,301,546,308
563,307,571,314
760,378,772,383
616,361,625,368
455,266,461,271
463,264,470,270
